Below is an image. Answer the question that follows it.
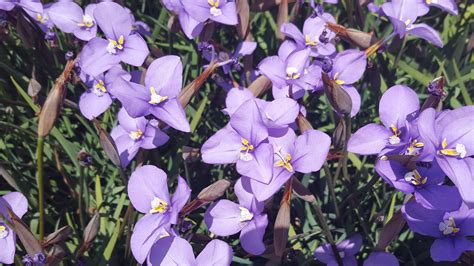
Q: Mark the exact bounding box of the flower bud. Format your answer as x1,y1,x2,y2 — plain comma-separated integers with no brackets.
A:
326,22,378,49
322,73,352,116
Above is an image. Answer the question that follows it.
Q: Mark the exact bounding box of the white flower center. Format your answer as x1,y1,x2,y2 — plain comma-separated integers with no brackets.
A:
78,14,94,29
240,138,254,161
0,225,8,239
286,67,300,80
404,170,427,186
439,216,460,235
239,207,254,222
148,87,169,105
150,197,169,214
208,0,222,16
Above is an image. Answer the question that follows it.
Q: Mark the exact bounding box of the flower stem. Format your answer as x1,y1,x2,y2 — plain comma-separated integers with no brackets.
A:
78,165,85,230
36,136,45,240
311,202,343,266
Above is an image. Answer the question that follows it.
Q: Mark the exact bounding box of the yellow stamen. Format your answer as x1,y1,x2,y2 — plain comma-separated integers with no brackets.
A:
0,225,8,239
148,87,169,105
333,72,345,85
305,34,317,46
439,138,467,158
405,170,427,186
149,197,169,214
129,129,143,141
95,80,106,93
404,19,411,26
275,152,294,173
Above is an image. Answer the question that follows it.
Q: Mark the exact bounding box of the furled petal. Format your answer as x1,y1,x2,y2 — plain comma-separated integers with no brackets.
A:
210,2,238,25
195,239,233,266
145,56,182,98
263,98,299,128
131,214,170,264
93,2,132,40
169,176,191,224
236,143,274,184
430,0,458,15
364,251,399,266
257,56,287,88
430,237,474,262
230,99,268,146
201,126,242,164
401,200,444,237
79,37,121,77
178,11,204,39
204,199,245,236
234,41,257,57
150,98,190,132
292,129,331,173
79,90,112,120
379,85,420,129
407,23,443,48
148,236,196,265
222,88,254,116
235,178,264,214
47,1,83,33
415,185,462,211
240,214,268,255
181,0,210,22
120,33,149,67
348,124,392,155
127,165,170,214
2,192,28,218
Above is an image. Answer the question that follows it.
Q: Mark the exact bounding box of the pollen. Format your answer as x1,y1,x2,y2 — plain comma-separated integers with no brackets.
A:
95,80,106,93
239,207,254,222
0,225,8,239
129,129,143,141
333,72,345,85
107,35,125,54
148,87,169,105
406,139,424,155
439,138,466,158
286,67,301,80
388,124,401,145
149,197,169,214
240,138,254,161
404,170,427,186
305,35,318,46
78,14,94,29
274,149,294,173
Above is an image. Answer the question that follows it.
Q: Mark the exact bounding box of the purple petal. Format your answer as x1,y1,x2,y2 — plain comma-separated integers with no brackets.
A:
343,86,361,117
120,33,149,67
210,2,238,25
247,167,293,202
263,98,299,128
363,251,399,266
79,37,121,77
430,0,458,15
0,231,15,264
257,56,287,88
140,123,170,149
178,11,204,39
169,176,191,224
2,192,28,218
437,157,474,208
201,126,242,164
78,90,112,120
407,23,443,48
109,79,150,118
223,88,254,116
331,49,367,85
117,108,147,133
280,22,304,44
278,40,300,61
234,41,257,57
204,199,244,236
145,55,182,98
48,1,82,33
230,99,268,146
148,236,195,265
150,98,190,132
195,239,233,266
338,234,362,255
415,185,462,211
402,200,444,237
379,85,419,129
93,2,132,39
235,178,263,213
130,214,170,264
348,124,391,155
127,165,170,214
292,129,331,173
236,143,274,184
314,243,335,264
430,237,474,262
374,160,410,191
181,0,210,22
240,214,268,255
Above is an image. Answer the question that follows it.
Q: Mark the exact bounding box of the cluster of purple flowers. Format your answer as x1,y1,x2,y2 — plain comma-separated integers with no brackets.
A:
1,0,469,265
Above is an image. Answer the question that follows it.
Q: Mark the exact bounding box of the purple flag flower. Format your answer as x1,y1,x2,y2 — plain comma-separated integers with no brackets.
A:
111,109,169,168
381,0,443,47
147,236,233,265
79,2,149,76
181,0,238,26
416,0,458,16
363,251,399,266
280,12,336,57
417,106,474,207
202,98,274,184
0,192,28,265
0,0,41,13
202,41,257,74
244,127,331,201
162,0,204,39
79,66,131,120
348,85,420,155
48,1,97,41
128,165,191,263
402,200,474,262
314,234,362,266
375,159,462,211
110,55,191,132
205,178,268,255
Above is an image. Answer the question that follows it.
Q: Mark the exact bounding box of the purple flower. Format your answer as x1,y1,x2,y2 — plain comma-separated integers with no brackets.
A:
381,0,443,47
314,234,362,266
205,178,268,255
48,2,97,41
244,127,331,201
110,56,191,132
363,251,399,266
280,13,336,57
402,200,474,262
202,41,257,74
416,0,458,16
0,192,28,264
182,0,238,26
147,236,233,265
0,0,41,13
376,159,462,211
111,108,169,168
79,2,149,76
162,0,204,39
348,85,420,155
128,165,191,263
417,106,474,207
202,99,274,184
79,66,131,120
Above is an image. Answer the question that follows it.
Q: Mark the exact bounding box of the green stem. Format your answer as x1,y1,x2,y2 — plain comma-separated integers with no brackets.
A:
311,202,343,266
36,137,45,240
341,115,352,181
324,163,340,218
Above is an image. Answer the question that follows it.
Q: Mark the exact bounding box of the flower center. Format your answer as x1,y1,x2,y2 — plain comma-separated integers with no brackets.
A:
149,197,169,214
240,138,254,161
0,225,8,239
78,14,94,29
36,13,48,24
129,129,143,141
305,34,318,46
438,138,466,158
148,87,169,105
405,139,424,155
338,251,345,258
274,148,294,173
404,169,427,186
286,67,301,80
388,124,401,145
439,216,460,235
333,72,345,85
208,0,222,16
239,207,254,222
107,35,125,54
92,80,106,96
